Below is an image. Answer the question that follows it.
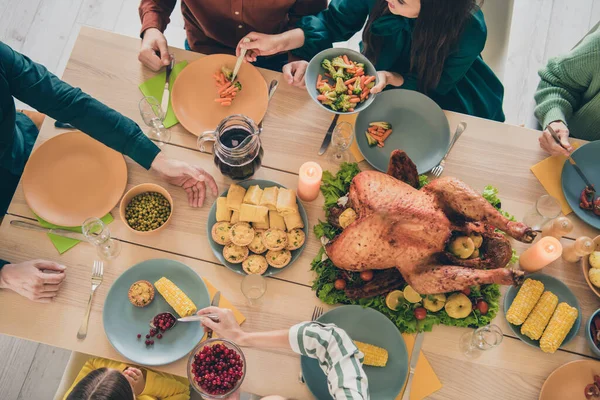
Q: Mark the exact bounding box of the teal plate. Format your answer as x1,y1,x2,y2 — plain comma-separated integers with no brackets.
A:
561,141,600,229
301,305,408,399
207,179,309,276
504,273,581,349
355,89,450,174
103,259,210,366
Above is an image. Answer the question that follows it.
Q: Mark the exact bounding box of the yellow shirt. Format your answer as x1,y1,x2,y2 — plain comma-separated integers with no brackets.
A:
63,357,190,400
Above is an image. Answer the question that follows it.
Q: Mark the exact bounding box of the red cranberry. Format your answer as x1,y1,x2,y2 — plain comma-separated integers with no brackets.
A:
157,333,163,339
137,334,141,339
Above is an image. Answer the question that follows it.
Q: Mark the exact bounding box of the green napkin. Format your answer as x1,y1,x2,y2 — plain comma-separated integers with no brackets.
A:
35,213,114,254
139,60,189,128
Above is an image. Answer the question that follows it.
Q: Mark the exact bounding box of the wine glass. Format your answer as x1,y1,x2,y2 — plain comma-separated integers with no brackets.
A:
82,217,121,260
138,96,171,146
459,324,503,359
523,194,561,230
328,121,354,164
240,274,267,306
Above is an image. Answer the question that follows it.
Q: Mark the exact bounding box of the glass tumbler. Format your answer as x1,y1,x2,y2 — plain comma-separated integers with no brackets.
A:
241,274,267,306
328,121,354,164
459,324,503,359
138,96,171,145
523,194,561,230
82,217,121,260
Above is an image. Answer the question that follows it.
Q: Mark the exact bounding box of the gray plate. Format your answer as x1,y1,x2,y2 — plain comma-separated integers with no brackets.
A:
355,89,450,174
206,179,309,276
301,305,408,399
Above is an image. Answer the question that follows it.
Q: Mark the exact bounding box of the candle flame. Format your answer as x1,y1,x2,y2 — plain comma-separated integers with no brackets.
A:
307,167,315,177
545,244,555,253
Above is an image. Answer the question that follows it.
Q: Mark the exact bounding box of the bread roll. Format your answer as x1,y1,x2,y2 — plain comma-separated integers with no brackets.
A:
239,204,269,223
259,187,279,210
269,211,286,231
276,188,298,216
243,185,263,205
216,197,232,222
227,184,246,211
253,212,270,230
230,210,240,224
284,212,304,230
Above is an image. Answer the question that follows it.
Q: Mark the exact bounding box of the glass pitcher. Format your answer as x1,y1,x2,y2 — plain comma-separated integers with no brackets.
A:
197,115,263,180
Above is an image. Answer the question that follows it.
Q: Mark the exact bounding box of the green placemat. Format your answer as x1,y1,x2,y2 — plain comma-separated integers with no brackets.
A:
139,60,189,128
35,213,114,254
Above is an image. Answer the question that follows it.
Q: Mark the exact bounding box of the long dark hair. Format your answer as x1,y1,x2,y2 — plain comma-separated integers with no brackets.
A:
67,368,133,400
363,0,480,92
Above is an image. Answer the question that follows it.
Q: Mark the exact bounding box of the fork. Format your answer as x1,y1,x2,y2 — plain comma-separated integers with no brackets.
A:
311,306,324,321
431,121,467,179
77,260,104,340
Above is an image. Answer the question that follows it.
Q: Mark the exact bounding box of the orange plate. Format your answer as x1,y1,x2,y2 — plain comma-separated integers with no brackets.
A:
22,131,127,227
171,54,269,136
539,360,600,400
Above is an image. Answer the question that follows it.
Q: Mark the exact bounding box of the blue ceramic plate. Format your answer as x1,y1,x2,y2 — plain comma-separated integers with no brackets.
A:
301,305,408,399
305,48,378,115
504,273,581,349
207,179,309,276
561,141,600,229
355,89,450,174
103,259,210,366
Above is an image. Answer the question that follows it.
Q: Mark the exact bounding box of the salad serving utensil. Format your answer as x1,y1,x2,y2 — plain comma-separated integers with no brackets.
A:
431,121,467,178
548,125,595,192
149,313,220,330
232,38,251,82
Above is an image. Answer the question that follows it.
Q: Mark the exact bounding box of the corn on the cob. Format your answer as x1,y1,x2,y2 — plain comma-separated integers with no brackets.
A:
353,341,388,367
154,277,197,317
520,291,558,340
506,279,544,325
540,302,578,353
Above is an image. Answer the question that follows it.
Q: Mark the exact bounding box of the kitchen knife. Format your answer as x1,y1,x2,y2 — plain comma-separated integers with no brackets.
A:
401,332,425,400
160,54,175,114
10,220,87,241
318,114,340,155
547,125,595,190
232,38,251,82
206,291,221,340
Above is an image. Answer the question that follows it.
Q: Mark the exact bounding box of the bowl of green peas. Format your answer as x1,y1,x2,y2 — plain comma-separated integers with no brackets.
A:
119,183,173,235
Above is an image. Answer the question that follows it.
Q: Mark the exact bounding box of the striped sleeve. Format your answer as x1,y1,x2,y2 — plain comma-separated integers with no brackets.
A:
289,322,369,400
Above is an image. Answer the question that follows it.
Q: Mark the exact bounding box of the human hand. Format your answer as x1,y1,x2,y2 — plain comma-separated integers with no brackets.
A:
151,153,218,207
0,260,66,302
369,71,404,95
197,307,245,343
539,121,572,157
236,32,287,62
123,367,145,395
139,28,171,71
282,61,308,88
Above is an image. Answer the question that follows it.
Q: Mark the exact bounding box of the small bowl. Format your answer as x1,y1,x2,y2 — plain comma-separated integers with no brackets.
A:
187,338,246,399
119,183,173,235
580,235,600,298
586,308,600,357
304,48,378,115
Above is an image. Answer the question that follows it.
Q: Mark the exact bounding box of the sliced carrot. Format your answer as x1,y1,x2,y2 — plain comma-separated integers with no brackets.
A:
324,73,332,78
214,98,231,103
364,76,376,85
347,90,352,95
342,55,351,65
221,101,232,106
218,82,232,94
344,77,357,85
361,91,369,100
380,129,393,142
317,74,322,83
317,95,328,101
347,68,356,74
348,108,354,112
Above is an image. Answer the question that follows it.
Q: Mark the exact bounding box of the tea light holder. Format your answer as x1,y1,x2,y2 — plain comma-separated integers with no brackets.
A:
519,236,563,273
297,162,323,202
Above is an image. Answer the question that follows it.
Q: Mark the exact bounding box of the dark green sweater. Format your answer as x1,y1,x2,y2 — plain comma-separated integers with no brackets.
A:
293,0,505,121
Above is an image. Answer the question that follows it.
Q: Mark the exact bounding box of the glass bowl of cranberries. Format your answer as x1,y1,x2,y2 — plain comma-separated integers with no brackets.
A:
187,338,246,398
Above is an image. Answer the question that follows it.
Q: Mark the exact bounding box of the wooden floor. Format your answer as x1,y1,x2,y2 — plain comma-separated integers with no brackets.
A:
0,0,598,399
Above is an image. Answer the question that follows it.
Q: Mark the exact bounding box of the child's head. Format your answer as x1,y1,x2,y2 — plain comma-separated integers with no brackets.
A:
66,368,134,400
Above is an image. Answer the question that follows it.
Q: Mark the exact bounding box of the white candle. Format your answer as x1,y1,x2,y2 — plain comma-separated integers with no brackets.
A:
297,162,323,202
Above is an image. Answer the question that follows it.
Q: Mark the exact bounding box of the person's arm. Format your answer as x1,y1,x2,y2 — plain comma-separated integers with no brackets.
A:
139,370,190,400
138,0,176,70
287,0,328,30
139,0,177,37
1,42,160,170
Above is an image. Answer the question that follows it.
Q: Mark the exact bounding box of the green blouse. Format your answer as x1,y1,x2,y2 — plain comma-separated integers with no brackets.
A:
293,0,505,121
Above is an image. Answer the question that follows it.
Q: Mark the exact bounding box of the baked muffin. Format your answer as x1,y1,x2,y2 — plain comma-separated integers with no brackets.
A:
230,222,255,246
286,229,306,250
266,249,292,268
249,230,268,254
128,280,155,307
242,255,269,275
212,222,232,245
223,243,250,264
262,229,288,251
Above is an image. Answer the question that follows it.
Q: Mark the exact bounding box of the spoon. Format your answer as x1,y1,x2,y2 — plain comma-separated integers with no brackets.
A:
149,312,220,330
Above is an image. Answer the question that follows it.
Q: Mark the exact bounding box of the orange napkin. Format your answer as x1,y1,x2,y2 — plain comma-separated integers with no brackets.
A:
331,114,364,162
396,333,443,400
201,279,245,341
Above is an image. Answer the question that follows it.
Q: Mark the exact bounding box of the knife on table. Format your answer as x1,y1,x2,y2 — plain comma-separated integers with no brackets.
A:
547,125,595,191
206,291,221,340
401,332,425,400
10,220,87,241
318,114,340,155
160,54,175,114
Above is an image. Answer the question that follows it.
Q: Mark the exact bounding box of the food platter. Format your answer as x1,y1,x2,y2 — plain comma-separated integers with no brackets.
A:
103,259,210,366
539,360,600,400
581,236,600,298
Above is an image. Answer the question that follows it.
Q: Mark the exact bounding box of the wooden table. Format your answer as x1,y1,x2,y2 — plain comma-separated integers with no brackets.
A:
1,27,599,399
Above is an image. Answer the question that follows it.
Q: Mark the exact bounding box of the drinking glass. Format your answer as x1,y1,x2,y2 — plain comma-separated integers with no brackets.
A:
241,274,267,306
82,217,121,260
523,194,561,230
328,121,354,164
459,324,503,359
138,96,171,145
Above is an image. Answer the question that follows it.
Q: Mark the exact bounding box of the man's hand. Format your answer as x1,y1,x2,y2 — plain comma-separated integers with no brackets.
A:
282,61,308,88
236,32,287,63
539,121,572,157
197,307,246,344
139,28,171,71
0,260,66,303
151,153,219,207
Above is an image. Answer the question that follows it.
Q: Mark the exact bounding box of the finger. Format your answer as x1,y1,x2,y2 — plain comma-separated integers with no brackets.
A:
35,291,59,299
183,165,205,183
42,283,62,293
139,49,162,72
200,317,218,331
197,306,223,315
38,270,66,285
35,261,66,272
239,33,260,50
293,65,306,86
33,297,52,304
282,63,294,85
191,184,199,208
370,82,384,94
559,134,573,151
197,181,206,207
156,40,170,66
185,186,194,207
130,368,142,377
200,169,219,196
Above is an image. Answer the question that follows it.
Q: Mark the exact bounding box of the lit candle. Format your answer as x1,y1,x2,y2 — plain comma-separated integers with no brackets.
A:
297,162,323,202
519,236,563,272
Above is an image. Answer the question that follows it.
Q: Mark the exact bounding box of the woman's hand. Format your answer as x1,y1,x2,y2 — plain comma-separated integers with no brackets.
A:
123,367,145,395
197,307,246,343
150,153,218,207
539,121,572,157
138,28,171,72
282,61,309,88
369,71,404,95
0,260,66,302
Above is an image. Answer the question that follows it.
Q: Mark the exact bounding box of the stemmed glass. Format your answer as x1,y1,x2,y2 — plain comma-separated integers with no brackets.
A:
241,274,267,306
82,217,121,260
328,121,354,164
459,324,503,359
138,96,171,146
523,194,561,230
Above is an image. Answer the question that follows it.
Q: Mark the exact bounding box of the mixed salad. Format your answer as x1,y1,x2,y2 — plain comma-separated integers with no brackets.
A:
213,66,243,107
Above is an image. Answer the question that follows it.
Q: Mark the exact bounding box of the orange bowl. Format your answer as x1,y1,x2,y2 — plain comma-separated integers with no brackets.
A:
580,235,600,298
119,183,173,235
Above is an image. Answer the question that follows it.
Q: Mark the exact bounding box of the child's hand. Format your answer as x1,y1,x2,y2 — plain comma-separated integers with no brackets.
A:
123,367,146,395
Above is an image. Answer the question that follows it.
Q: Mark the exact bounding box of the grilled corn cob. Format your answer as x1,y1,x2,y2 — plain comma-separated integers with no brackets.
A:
154,277,197,317
506,279,544,325
540,302,578,353
353,341,388,367
520,291,558,340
